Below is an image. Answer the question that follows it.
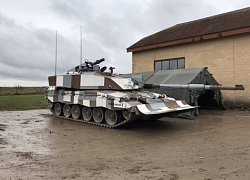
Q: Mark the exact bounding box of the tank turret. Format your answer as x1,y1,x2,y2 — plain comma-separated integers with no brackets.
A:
45,58,244,128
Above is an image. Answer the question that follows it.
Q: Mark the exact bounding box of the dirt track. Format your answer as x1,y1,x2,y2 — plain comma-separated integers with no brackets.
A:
0,109,250,180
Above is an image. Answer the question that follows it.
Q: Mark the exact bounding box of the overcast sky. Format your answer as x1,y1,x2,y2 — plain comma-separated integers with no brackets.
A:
0,0,250,86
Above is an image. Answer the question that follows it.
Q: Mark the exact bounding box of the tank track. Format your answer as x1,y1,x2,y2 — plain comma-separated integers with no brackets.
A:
51,113,138,128
49,103,139,129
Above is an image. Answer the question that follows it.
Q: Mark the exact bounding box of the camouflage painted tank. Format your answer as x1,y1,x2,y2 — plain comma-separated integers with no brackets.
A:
45,58,244,128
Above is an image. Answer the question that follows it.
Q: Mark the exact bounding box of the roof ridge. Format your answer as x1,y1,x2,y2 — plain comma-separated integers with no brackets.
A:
175,6,250,27
127,7,250,51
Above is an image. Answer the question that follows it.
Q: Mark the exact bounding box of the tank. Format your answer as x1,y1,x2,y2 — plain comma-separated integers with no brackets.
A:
44,58,244,128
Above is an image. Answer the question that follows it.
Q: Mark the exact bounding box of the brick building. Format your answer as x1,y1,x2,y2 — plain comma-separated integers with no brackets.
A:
127,7,250,105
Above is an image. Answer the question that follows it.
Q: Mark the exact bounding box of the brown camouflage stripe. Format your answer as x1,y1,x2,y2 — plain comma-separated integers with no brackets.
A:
136,100,194,115
70,91,75,104
144,101,183,113
78,99,83,105
48,76,56,86
90,100,96,107
52,90,59,102
144,104,161,112
72,75,81,89
98,77,123,90
84,90,98,95
181,100,188,105
164,101,180,109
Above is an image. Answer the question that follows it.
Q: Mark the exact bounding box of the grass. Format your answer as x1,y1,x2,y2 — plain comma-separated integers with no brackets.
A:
0,94,48,111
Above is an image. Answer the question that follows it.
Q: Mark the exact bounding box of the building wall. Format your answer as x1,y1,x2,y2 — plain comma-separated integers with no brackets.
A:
132,34,250,105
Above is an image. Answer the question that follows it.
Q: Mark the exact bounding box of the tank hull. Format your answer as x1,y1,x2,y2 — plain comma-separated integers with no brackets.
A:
45,87,195,128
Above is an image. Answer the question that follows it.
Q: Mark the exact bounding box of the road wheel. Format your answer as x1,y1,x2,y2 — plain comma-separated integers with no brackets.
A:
71,105,81,119
122,109,132,120
54,103,62,116
63,104,71,118
105,109,122,126
93,107,105,124
82,107,93,122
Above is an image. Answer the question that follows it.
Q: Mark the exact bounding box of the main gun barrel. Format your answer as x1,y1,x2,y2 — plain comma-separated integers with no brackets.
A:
143,84,244,90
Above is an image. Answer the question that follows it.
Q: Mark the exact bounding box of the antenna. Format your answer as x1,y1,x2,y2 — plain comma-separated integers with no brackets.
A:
80,25,82,72
55,30,57,76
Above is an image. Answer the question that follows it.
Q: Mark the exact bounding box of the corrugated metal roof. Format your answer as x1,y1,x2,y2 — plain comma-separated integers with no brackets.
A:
127,7,250,51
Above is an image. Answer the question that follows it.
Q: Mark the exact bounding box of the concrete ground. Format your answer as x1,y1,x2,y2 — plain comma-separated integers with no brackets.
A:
0,109,250,180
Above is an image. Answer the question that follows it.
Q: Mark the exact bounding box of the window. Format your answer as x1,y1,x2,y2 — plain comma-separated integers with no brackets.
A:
154,58,185,71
